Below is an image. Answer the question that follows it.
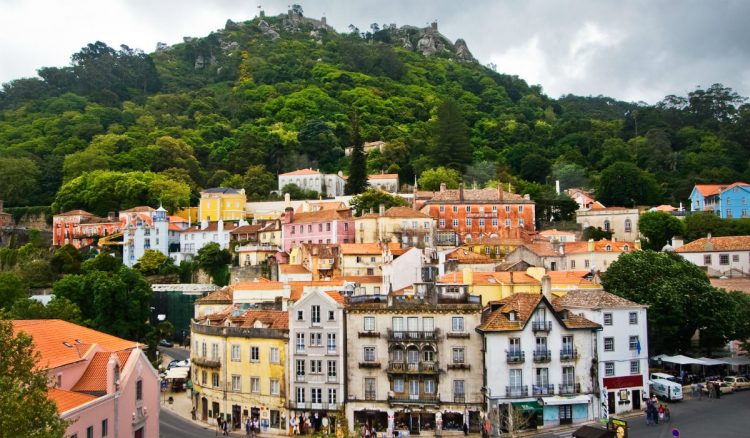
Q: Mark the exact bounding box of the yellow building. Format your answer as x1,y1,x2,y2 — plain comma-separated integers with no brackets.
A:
461,236,527,260
437,268,541,303
199,187,247,221
191,308,289,434
339,243,383,276
354,206,435,249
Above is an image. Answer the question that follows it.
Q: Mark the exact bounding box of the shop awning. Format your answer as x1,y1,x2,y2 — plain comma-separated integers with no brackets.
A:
540,395,590,406
164,366,190,380
511,401,542,413
722,356,750,366
696,357,731,366
652,354,707,365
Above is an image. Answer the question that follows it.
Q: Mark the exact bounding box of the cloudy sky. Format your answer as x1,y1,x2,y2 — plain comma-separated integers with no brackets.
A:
2,0,749,104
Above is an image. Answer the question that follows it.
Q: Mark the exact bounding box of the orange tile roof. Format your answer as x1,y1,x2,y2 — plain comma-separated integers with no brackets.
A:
201,309,289,330
564,240,636,254
522,242,561,257
652,205,677,212
12,320,139,370
325,291,346,304
290,209,351,224
71,351,132,394
279,264,311,275
309,201,347,210
280,168,321,176
196,287,233,304
437,271,540,286
383,207,431,219
232,281,285,290
694,184,726,196
675,235,750,253
48,388,98,414
182,221,240,233
120,206,154,213
538,229,576,237
445,248,495,263
553,289,642,309
478,294,599,332
368,173,399,180
544,271,596,286
426,187,529,203
332,275,383,283
340,243,382,255
57,209,95,217
289,280,346,301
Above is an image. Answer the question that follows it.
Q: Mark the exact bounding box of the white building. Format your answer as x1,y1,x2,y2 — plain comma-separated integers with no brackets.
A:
674,235,750,277
175,220,240,262
367,174,399,193
553,289,649,417
381,247,427,294
278,169,346,198
288,289,347,427
476,285,600,432
122,206,170,267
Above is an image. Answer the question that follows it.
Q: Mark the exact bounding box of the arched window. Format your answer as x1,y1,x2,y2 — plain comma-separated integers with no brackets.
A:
624,219,632,233
605,245,612,251
603,220,611,232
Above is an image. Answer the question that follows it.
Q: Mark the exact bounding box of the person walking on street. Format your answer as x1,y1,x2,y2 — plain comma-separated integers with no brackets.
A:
697,382,703,400
707,382,714,400
664,404,671,422
715,382,721,399
690,382,697,398
246,417,252,438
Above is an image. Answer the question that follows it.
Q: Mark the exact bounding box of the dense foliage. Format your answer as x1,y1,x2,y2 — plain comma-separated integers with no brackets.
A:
0,12,747,211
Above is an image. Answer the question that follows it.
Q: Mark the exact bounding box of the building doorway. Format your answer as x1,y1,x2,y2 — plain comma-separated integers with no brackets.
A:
632,390,641,410
607,392,616,415
201,397,208,421
559,405,572,425
233,405,242,429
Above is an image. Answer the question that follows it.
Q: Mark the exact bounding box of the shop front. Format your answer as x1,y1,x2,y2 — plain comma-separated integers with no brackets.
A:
354,409,389,432
539,395,591,428
511,401,543,430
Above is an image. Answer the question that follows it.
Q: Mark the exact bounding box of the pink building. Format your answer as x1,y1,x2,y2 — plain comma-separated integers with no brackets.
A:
281,207,354,253
12,320,160,438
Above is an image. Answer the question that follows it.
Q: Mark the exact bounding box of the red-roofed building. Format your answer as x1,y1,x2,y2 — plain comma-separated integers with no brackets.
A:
12,320,159,438
675,235,750,276
281,208,354,253
52,210,121,248
689,182,750,219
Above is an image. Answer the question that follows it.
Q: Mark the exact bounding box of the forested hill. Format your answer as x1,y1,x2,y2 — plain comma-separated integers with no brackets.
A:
0,8,748,216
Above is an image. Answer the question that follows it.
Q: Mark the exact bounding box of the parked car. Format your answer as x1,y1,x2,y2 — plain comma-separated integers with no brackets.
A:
649,373,683,401
724,376,750,391
166,359,181,370
158,339,174,348
703,381,734,395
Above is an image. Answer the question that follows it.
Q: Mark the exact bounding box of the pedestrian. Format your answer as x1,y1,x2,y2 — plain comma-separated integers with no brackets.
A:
191,406,196,420
393,426,400,438
715,382,721,399
650,396,659,425
644,398,653,426
246,417,252,438
664,404,671,422
658,404,664,423
691,382,697,398
707,382,714,399
223,419,230,436
463,422,469,436
289,417,296,436
697,382,703,400
363,423,371,438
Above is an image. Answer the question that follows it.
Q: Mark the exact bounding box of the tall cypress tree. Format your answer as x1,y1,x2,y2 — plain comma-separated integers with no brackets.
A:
345,110,368,195
433,98,472,172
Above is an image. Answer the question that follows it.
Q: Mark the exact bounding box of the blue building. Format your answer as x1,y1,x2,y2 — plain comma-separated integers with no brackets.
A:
689,183,750,218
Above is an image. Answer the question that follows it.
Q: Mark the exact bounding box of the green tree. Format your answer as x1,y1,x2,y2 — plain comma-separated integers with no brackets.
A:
50,244,81,275
418,167,461,191
596,161,662,207
282,183,319,200
0,157,40,206
135,249,175,276
345,111,368,195
639,211,685,250
157,320,175,342
0,272,29,310
582,226,612,241
197,243,232,286
240,165,276,200
519,153,551,183
350,189,410,216
684,212,732,242
432,98,472,172
602,250,725,355
9,297,83,325
0,317,68,437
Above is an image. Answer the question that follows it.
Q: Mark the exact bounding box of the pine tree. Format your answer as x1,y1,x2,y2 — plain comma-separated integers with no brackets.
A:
433,98,472,173
345,110,368,195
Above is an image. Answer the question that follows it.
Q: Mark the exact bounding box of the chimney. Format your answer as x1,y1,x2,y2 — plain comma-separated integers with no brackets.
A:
498,184,503,201
459,183,464,201
541,275,552,300
107,211,115,221
283,207,294,224
462,267,473,285
440,183,446,193
587,238,595,252
671,236,684,249
707,232,712,240
379,204,385,216
284,193,291,208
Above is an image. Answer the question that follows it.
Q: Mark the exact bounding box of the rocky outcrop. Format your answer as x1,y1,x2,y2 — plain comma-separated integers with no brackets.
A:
259,20,281,40
454,38,475,62
416,32,446,56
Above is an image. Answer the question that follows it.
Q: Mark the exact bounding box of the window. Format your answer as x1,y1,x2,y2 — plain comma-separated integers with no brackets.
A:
212,373,219,387
454,380,465,399
465,206,471,212
232,375,242,392
629,336,639,351
311,388,322,404
296,360,305,376
308,225,312,233
365,378,376,400
136,379,143,400
394,378,404,392
704,254,712,265
297,310,304,320
425,379,435,394
326,223,331,231
328,310,335,321
452,317,465,332
570,260,576,269
509,338,521,354
364,347,376,362
423,348,435,362
211,343,219,360
319,224,323,232
452,219,459,227
605,362,615,376
604,337,614,352
733,254,740,262
87,426,94,438
453,348,465,364
296,333,305,351
328,360,337,377
584,259,590,268
629,312,638,324
630,360,640,374
439,219,445,227
327,333,336,352
453,206,458,213
624,219,632,233
479,219,485,226
297,387,306,403
101,419,108,437
439,206,445,212
603,220,611,232
492,218,498,226
362,316,376,331
603,313,612,325
270,378,280,395
720,254,730,265
311,360,322,373
231,345,241,362
202,370,207,385
270,347,280,364
312,305,321,324
505,205,510,213
466,218,472,226
329,388,337,405
344,223,349,231
519,219,525,227
518,205,524,213
505,219,511,228
310,333,322,346
250,346,260,362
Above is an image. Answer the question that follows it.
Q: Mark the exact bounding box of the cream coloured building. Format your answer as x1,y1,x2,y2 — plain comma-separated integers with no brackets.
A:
355,206,435,249
345,283,484,434
576,207,640,242
339,243,383,277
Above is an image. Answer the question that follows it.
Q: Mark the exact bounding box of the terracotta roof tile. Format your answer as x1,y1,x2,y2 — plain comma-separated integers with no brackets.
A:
48,388,98,414
120,206,154,213
564,240,636,254
196,287,233,304
280,168,321,176
279,264,311,275
383,207,431,219
544,271,596,286
72,352,116,394
12,320,139,370
425,188,530,203
332,275,383,283
437,271,540,286
182,221,240,233
478,293,600,332
694,184,726,196
553,289,643,309
368,173,399,180
231,224,263,234
232,281,285,291
57,210,95,217
290,209,352,223
340,243,382,255
325,291,346,304
289,280,346,301
675,235,750,253
200,309,289,330
445,248,495,263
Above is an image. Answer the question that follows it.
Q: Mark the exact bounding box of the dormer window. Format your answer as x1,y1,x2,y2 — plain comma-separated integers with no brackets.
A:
623,244,629,251
605,245,612,251
508,311,516,321
560,310,569,320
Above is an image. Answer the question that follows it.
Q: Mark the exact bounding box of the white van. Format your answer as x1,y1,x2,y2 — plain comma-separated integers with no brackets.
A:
649,373,683,401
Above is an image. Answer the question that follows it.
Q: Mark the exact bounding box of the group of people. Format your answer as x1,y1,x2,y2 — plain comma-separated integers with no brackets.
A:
644,395,670,426
245,417,260,438
361,422,378,438
690,381,722,400
289,413,327,435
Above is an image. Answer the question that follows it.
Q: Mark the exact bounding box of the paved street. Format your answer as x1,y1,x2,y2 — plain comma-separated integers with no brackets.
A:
160,408,221,438
537,389,750,438
159,345,190,362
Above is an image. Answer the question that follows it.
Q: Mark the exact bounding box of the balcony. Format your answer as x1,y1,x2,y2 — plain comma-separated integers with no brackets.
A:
388,393,440,404
288,401,338,410
327,375,338,383
192,356,221,368
532,384,555,396
386,361,440,374
447,363,471,371
533,350,552,363
359,361,381,369
387,329,440,342
505,386,528,398
295,374,306,382
506,351,525,364
446,331,470,339
358,331,381,338
558,383,581,395
453,394,466,404
365,391,377,401
560,348,578,361
295,346,306,354
532,321,552,332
